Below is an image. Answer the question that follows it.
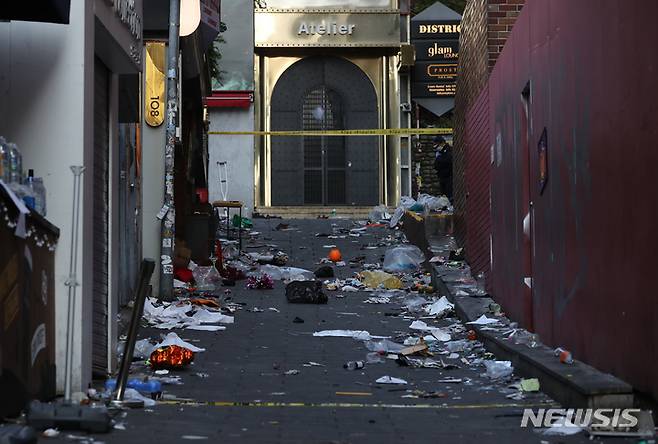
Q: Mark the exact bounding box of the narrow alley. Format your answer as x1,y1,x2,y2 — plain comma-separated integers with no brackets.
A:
47,218,634,443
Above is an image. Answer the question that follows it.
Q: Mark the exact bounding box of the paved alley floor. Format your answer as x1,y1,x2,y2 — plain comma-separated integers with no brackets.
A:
52,219,634,444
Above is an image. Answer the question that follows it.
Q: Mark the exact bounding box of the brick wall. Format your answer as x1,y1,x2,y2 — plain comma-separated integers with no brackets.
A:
412,136,441,197
452,0,524,246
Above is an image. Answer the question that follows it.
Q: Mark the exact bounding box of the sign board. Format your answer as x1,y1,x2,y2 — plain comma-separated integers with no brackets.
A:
411,18,460,100
413,62,458,82
145,42,166,127
411,20,461,40
413,82,456,98
414,40,459,62
255,11,400,48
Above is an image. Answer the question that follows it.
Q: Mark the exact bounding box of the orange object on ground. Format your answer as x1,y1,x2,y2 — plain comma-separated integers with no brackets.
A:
149,345,195,369
328,248,342,262
189,297,221,308
467,330,477,341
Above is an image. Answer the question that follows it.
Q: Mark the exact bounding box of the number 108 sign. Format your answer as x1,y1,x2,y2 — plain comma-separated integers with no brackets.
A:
145,41,166,127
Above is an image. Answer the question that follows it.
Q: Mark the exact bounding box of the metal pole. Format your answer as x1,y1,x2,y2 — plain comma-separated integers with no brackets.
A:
114,259,155,401
64,166,85,402
159,0,180,300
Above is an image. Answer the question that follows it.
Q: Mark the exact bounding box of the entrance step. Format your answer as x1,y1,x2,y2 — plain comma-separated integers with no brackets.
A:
254,206,385,219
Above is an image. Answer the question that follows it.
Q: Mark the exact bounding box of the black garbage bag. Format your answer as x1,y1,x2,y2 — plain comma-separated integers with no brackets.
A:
285,281,327,304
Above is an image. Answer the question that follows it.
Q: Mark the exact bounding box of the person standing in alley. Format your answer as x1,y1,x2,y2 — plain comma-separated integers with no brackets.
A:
433,136,453,200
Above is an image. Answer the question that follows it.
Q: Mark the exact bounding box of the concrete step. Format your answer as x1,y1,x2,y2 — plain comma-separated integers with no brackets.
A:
402,211,635,409
254,206,388,219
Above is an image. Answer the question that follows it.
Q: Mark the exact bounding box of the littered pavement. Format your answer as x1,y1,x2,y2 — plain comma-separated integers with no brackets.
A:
48,219,636,444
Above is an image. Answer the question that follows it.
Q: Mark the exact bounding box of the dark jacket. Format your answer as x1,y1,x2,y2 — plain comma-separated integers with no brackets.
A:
434,144,453,177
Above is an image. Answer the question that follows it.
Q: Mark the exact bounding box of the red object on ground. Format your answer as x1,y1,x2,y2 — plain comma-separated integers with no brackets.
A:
328,248,342,262
174,267,194,283
149,345,195,369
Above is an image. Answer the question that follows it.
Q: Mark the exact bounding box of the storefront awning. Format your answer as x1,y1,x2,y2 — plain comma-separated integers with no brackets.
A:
205,91,253,109
0,0,70,24
415,98,455,118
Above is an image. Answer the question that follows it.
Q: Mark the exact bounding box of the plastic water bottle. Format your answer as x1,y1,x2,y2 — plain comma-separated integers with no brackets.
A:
554,347,574,364
7,143,22,184
33,176,46,216
23,170,36,210
0,137,8,182
344,360,364,370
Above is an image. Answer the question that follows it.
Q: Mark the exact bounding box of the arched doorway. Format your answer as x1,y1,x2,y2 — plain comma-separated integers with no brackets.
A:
270,56,379,206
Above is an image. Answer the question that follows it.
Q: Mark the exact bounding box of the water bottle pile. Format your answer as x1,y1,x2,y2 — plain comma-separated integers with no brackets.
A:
0,136,47,217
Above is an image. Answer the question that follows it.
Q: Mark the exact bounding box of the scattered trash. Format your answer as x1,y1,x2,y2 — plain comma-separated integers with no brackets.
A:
483,360,513,379
368,205,390,222
246,274,274,289
314,265,334,278
364,339,406,353
426,296,454,317
554,347,574,364
292,316,305,323
403,296,428,312
314,330,384,341
467,314,500,325
123,388,157,407
286,280,327,304
520,378,540,392
328,248,342,262
42,428,60,438
541,416,583,436
150,345,195,370
344,360,365,370
382,245,425,272
437,377,463,383
375,376,408,385
399,343,429,356
153,332,205,352
304,362,324,367
181,435,209,440
284,369,299,375
364,295,391,304
366,352,385,364
192,266,222,291
360,271,402,289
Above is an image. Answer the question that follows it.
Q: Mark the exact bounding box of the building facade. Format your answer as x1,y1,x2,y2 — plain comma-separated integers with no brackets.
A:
0,0,143,391
461,0,658,401
208,0,403,213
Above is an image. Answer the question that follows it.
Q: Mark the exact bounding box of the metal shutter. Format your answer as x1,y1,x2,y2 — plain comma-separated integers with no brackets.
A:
92,57,109,376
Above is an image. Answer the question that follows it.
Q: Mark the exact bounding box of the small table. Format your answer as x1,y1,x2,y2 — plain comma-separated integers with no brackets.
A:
212,200,243,251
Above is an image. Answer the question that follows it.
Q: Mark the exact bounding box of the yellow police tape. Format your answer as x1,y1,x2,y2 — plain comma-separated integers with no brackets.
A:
208,128,452,136
158,400,555,410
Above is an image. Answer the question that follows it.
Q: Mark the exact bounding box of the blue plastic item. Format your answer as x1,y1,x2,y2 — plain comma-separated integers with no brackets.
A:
105,378,162,394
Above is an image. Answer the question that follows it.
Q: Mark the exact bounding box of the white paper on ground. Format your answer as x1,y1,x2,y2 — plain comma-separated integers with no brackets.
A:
153,332,205,352
313,330,389,340
161,303,192,318
541,417,583,436
375,376,408,385
426,297,454,317
408,320,451,341
192,309,234,324
467,314,500,325
123,388,156,407
186,325,226,331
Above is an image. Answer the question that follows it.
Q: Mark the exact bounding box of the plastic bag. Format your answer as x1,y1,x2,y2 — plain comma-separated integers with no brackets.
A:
383,245,425,272
484,360,513,379
192,266,222,291
389,206,405,228
416,193,450,211
368,204,390,222
365,339,406,353
360,270,402,289
403,296,428,312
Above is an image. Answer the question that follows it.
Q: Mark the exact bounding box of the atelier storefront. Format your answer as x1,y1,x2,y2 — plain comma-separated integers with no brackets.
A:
254,2,401,207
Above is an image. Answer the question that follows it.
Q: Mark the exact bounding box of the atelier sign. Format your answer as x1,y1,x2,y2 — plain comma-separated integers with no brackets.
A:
255,11,400,47
298,22,356,36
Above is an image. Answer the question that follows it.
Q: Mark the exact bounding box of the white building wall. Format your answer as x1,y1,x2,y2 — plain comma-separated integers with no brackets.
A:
141,106,166,292
0,2,94,392
208,107,255,217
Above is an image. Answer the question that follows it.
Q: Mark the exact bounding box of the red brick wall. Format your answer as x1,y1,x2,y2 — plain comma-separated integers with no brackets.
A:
453,0,524,247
